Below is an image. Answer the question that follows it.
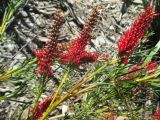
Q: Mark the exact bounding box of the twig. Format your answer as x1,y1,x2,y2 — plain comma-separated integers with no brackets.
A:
7,99,31,104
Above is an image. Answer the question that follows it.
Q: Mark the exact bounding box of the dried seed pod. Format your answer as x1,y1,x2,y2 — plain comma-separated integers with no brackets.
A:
85,5,102,29
58,42,71,51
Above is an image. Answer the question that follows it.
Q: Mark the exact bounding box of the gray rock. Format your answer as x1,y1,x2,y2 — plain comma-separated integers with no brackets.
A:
21,11,28,17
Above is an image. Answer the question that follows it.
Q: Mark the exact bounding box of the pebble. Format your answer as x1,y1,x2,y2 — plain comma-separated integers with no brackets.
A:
3,44,15,52
109,25,115,31
28,22,34,27
0,58,4,63
15,54,26,60
68,0,74,4
21,11,28,17
110,36,116,41
110,4,116,9
62,105,68,115
133,0,142,4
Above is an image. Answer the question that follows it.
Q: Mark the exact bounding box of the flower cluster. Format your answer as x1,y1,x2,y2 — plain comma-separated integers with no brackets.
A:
120,65,141,80
120,61,158,80
118,5,157,57
60,6,101,66
154,106,160,120
145,61,158,74
30,96,52,120
34,10,65,76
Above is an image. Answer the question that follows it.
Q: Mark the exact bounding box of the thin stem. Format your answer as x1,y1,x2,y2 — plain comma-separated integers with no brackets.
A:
31,76,47,119
68,62,110,94
72,84,97,96
0,58,37,80
135,71,160,82
40,68,70,120
114,85,134,118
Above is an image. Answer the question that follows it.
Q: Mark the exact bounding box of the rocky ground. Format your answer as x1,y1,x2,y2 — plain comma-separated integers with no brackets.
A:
0,0,145,119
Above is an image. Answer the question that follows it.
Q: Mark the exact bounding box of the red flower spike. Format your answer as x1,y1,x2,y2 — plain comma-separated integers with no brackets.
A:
145,61,158,74
121,55,130,64
60,6,101,66
130,65,141,70
154,106,160,120
118,5,158,56
73,52,99,66
34,10,65,76
120,65,141,80
30,96,52,120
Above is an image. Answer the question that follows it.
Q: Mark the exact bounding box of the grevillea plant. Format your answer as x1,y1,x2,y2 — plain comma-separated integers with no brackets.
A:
0,4,160,120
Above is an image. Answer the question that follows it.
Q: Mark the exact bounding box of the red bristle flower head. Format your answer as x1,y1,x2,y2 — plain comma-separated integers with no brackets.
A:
35,10,64,76
60,6,101,66
154,105,160,120
60,34,92,64
145,61,158,74
72,52,99,66
130,65,141,70
121,55,130,64
118,5,158,56
35,47,56,76
30,96,52,120
120,65,141,80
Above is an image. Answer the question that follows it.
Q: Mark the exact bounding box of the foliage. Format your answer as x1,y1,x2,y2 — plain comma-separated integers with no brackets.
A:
0,0,28,38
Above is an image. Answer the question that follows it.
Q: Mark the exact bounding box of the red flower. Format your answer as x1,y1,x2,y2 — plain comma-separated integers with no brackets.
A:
30,96,52,120
118,5,157,56
35,11,64,76
120,65,141,80
121,55,130,64
130,65,141,70
60,31,99,66
60,6,101,66
155,106,160,120
71,52,99,66
145,61,158,74
35,46,58,76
